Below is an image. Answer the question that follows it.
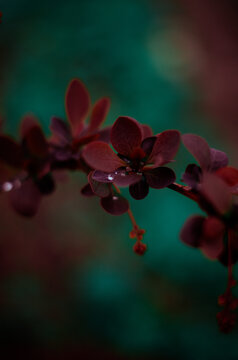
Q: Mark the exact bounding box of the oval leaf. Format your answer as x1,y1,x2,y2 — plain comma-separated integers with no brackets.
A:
129,179,149,200
100,194,129,215
8,179,41,217
50,117,72,145
111,116,143,157
210,148,228,171
83,141,124,172
88,97,110,132
182,133,211,170
25,126,48,158
149,130,180,166
201,172,232,215
65,78,90,136
201,217,225,259
145,167,175,189
88,172,111,197
180,215,205,248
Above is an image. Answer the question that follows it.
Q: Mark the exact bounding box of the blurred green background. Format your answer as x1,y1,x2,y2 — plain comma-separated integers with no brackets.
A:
1,0,238,358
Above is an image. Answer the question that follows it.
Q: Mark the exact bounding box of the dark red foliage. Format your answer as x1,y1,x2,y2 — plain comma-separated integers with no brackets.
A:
182,133,228,188
100,193,129,216
83,116,180,200
180,172,238,264
50,79,111,170
1,75,238,333
216,166,238,195
0,115,54,216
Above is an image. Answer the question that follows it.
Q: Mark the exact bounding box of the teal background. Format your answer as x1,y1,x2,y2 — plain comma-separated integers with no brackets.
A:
0,0,238,358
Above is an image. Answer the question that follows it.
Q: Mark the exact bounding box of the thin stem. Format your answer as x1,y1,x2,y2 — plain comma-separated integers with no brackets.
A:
113,183,121,194
127,208,138,229
113,183,144,241
167,183,198,202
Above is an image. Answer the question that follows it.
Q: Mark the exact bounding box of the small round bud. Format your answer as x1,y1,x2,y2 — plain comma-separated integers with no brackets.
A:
129,230,137,239
229,298,238,311
217,310,236,333
133,242,147,255
218,294,226,307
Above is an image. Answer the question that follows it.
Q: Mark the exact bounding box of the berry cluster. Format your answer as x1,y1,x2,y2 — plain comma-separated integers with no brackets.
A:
1,78,238,332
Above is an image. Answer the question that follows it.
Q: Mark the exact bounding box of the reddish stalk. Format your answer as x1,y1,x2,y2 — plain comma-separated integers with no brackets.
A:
168,182,198,202
113,183,146,255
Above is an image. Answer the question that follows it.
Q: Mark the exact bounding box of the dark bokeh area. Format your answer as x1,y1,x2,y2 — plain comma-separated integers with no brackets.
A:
0,0,238,358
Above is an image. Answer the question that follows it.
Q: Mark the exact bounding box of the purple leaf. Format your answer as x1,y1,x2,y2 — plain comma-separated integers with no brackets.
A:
20,114,40,139
88,172,111,197
182,133,211,170
8,178,41,217
111,116,143,157
88,97,110,132
97,126,111,143
216,166,238,190
149,130,180,166
81,183,95,197
141,124,153,139
92,169,141,187
91,170,115,183
201,172,232,214
65,78,90,137
129,179,149,200
180,215,205,247
182,164,201,188
50,117,72,145
25,126,48,158
83,141,124,172
100,194,129,215
210,148,228,171
113,170,142,187
141,137,157,157
145,167,175,189
201,217,225,259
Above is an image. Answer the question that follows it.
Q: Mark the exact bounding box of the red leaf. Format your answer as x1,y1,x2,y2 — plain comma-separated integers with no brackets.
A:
20,114,40,139
210,148,228,171
50,117,72,145
25,126,48,158
83,141,124,172
88,97,110,132
92,169,141,187
180,215,205,248
100,194,129,215
65,78,90,137
145,167,175,189
201,172,232,214
149,130,180,166
111,116,142,157
141,124,153,139
8,179,41,217
182,133,211,170
129,179,149,200
201,217,225,259
81,183,95,197
88,171,111,197
216,166,238,186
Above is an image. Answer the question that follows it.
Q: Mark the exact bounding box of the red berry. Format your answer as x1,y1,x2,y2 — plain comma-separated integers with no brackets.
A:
133,242,147,255
218,294,226,307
